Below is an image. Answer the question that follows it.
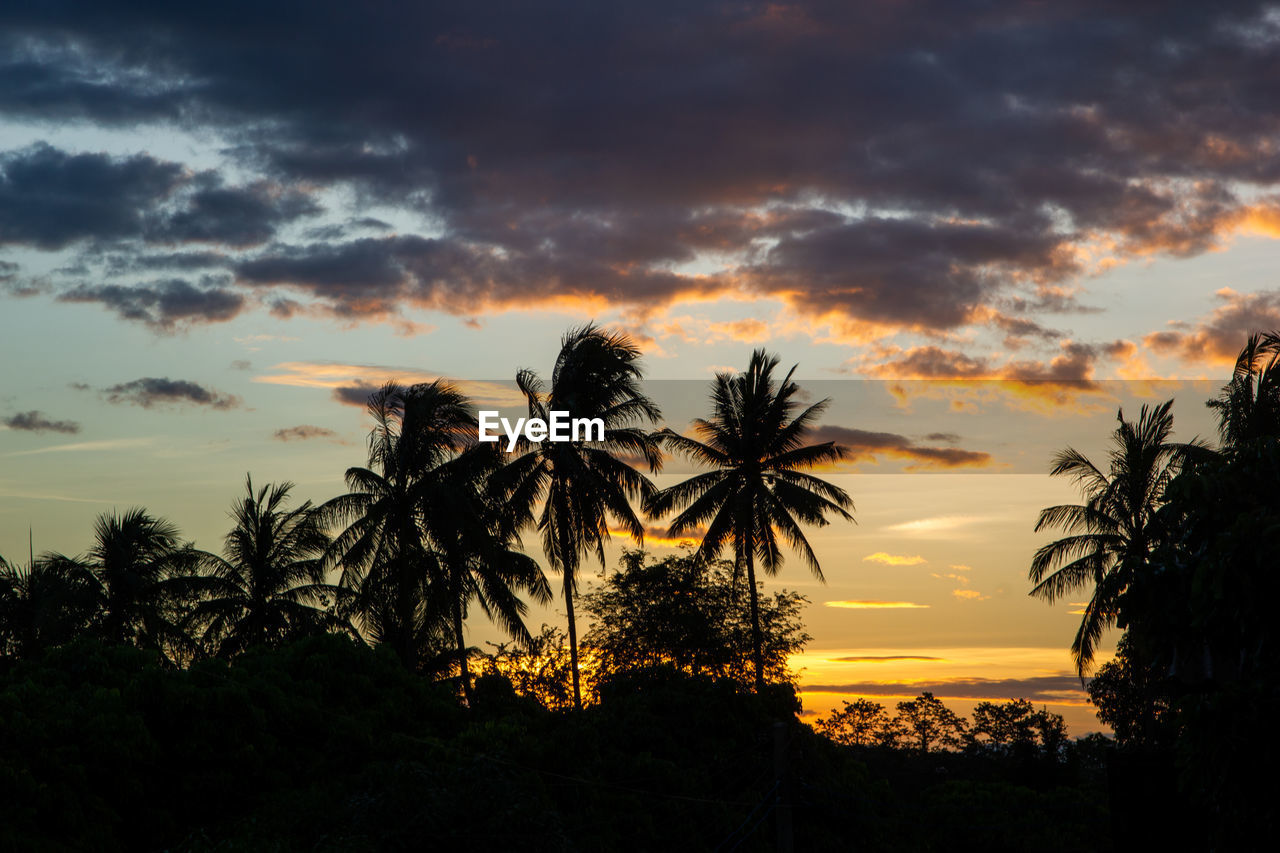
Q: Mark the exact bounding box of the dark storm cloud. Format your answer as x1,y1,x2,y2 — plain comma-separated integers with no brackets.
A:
3,410,81,434
3,1,1280,335
102,377,241,409
810,425,993,469
150,175,322,247
59,279,246,329
0,143,184,250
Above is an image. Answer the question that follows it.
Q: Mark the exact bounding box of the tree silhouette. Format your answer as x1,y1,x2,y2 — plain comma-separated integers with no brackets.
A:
580,549,809,688
1207,330,1280,449
894,692,967,753
43,508,193,654
648,349,853,690
432,448,551,704
183,476,345,658
1029,400,1191,675
817,698,891,747
322,381,471,670
495,324,663,710
0,554,99,658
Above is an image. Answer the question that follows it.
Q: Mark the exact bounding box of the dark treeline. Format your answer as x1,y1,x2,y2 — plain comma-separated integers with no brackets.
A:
0,326,1275,849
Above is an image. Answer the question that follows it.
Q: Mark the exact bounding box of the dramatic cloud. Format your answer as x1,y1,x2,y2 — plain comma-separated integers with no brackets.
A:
1145,288,1280,366
3,410,81,434
273,425,340,442
59,279,246,330
101,377,241,409
0,143,183,249
3,1,1280,343
811,425,993,470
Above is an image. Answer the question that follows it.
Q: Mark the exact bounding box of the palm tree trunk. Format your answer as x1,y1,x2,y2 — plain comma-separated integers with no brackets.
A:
745,542,765,692
453,594,472,706
565,568,583,710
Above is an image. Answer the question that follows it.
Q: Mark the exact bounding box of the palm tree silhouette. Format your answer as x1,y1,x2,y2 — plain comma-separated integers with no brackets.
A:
44,508,190,653
648,349,854,690
1029,400,1190,675
184,476,344,658
432,452,551,704
495,324,663,709
0,553,99,658
322,381,475,670
1208,330,1280,449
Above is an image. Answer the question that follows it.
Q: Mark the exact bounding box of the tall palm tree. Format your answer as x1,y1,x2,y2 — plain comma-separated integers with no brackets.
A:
0,553,99,658
430,452,552,703
1208,330,1280,449
185,476,344,658
1029,400,1190,675
45,508,190,652
322,381,475,670
648,349,854,691
494,324,663,709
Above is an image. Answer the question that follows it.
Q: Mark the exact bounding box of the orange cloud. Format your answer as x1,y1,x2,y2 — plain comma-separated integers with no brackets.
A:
824,600,930,610
863,552,926,566
1144,288,1280,368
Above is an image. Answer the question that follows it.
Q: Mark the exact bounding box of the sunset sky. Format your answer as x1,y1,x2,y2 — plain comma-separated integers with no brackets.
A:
4,1,1280,732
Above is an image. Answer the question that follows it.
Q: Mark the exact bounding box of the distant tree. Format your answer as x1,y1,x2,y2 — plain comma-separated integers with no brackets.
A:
970,699,1037,752
495,325,663,710
580,549,809,689
817,698,890,747
43,508,193,655
649,349,854,690
477,624,580,711
184,476,345,658
894,692,967,753
1031,706,1069,760
1029,401,1192,675
0,555,99,658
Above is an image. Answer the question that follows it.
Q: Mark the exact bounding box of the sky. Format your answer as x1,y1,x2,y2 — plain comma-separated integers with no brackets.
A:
3,1,1280,733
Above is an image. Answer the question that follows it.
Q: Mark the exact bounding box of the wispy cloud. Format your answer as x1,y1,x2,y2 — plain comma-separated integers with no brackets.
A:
830,655,944,663
825,600,930,610
863,551,926,566
6,437,154,456
798,674,1089,704
255,362,525,406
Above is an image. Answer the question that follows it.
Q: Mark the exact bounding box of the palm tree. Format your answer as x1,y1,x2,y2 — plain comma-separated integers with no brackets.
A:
1029,400,1190,675
44,508,190,652
1208,330,1280,449
0,553,99,658
494,324,663,709
430,453,552,703
647,349,854,691
322,381,475,670
184,476,344,658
